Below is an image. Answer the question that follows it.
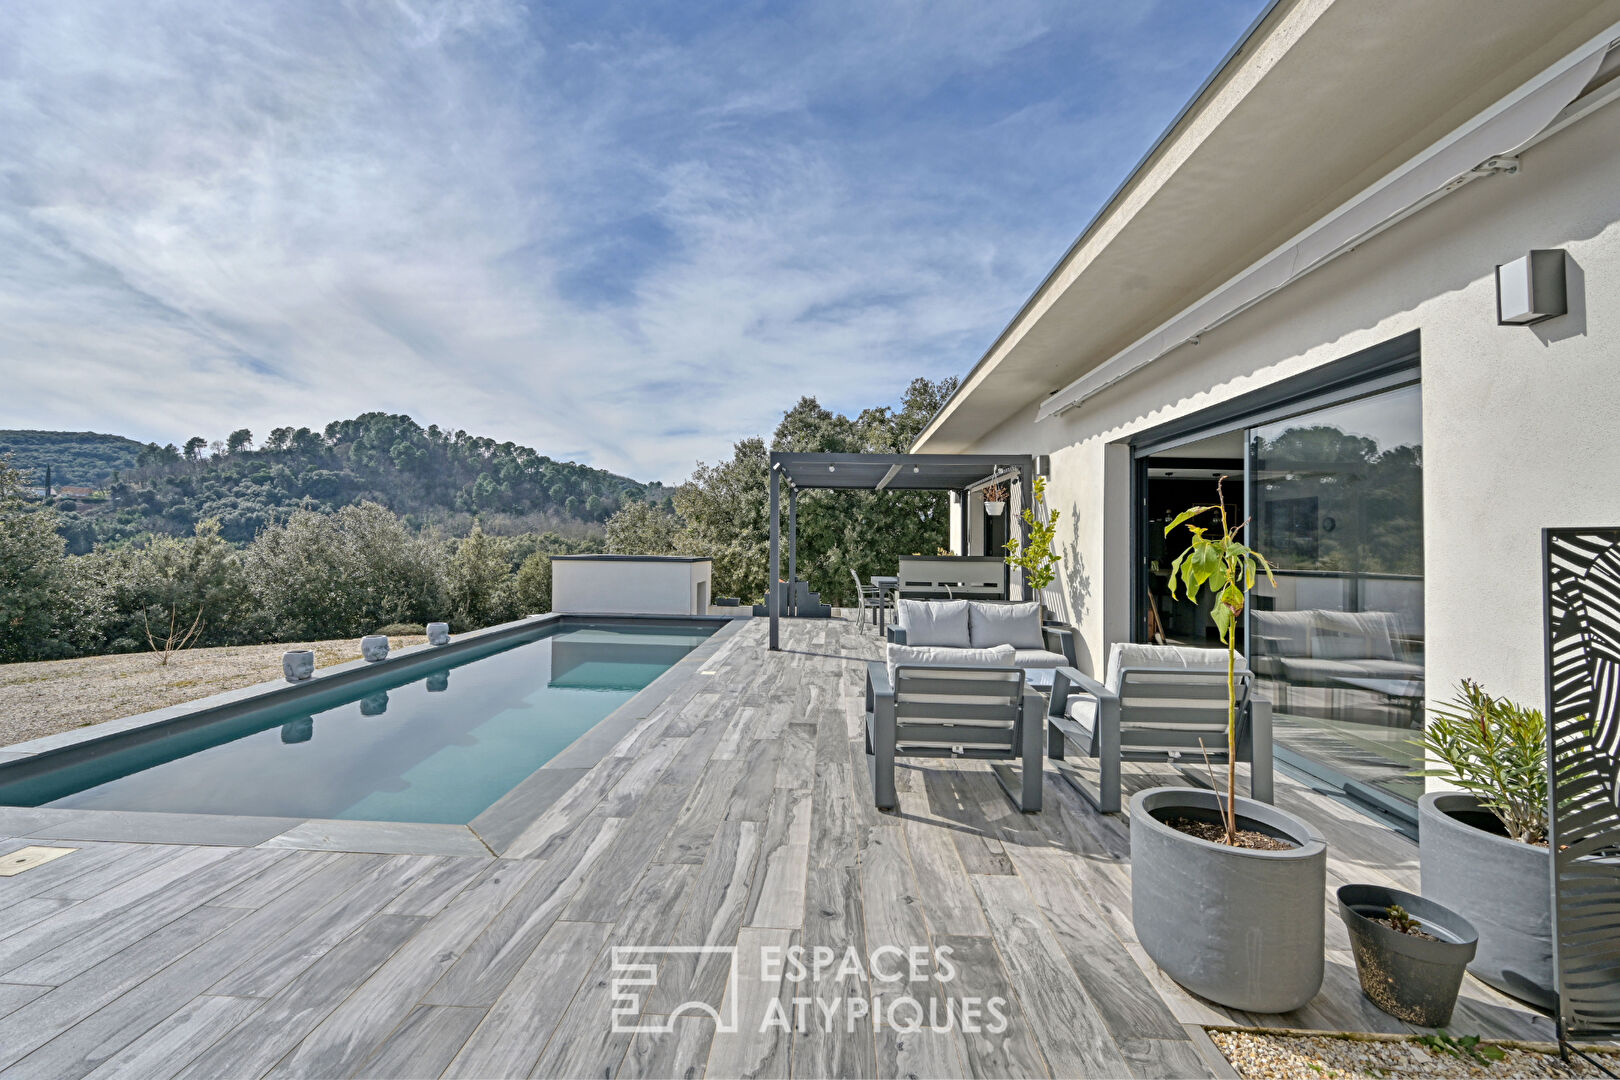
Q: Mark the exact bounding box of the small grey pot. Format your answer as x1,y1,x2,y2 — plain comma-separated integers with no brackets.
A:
1130,786,1328,1013
427,622,450,646
282,650,315,683
1418,791,1553,1009
1337,883,1478,1027
360,635,390,662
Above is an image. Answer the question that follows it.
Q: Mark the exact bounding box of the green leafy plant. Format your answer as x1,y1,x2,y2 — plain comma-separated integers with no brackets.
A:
1417,680,1547,844
1385,904,1418,934
1416,1031,1506,1064
1165,478,1273,845
1003,476,1061,593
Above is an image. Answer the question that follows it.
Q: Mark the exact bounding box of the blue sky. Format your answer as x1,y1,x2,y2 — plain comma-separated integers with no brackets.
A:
0,0,1268,483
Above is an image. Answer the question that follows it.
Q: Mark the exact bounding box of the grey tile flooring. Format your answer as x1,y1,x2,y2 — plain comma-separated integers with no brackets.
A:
0,615,1576,1078
33,810,303,847
260,819,492,857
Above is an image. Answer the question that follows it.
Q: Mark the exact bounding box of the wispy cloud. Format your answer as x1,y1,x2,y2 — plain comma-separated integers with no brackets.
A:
0,0,1267,482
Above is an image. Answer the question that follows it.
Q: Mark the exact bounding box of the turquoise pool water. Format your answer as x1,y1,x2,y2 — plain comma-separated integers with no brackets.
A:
2,623,714,824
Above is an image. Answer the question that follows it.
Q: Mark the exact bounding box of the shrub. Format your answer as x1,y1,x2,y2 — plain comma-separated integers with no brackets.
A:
245,502,445,639
1418,679,1548,844
514,552,552,615
444,527,516,631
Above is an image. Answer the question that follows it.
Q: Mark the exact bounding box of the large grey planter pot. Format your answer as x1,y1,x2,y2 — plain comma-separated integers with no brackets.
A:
1131,786,1328,1013
1418,791,1554,1010
1337,883,1478,1026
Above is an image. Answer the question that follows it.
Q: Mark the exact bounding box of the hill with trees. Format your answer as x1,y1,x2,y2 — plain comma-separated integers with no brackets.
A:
15,413,662,551
0,382,961,664
0,430,145,488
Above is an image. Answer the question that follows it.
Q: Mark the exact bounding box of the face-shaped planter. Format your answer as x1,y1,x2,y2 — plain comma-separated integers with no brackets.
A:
282,650,315,683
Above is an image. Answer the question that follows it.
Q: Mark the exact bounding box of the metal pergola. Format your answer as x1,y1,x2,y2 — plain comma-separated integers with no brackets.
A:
767,451,1036,650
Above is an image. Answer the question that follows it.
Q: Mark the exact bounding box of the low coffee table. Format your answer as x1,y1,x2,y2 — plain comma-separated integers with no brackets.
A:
1023,667,1058,692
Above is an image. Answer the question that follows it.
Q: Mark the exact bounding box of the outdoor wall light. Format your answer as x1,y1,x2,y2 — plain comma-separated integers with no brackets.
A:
827,465,835,472
1496,250,1567,325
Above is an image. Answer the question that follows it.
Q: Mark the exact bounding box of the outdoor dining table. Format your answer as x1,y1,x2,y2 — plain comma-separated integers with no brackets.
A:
870,575,898,632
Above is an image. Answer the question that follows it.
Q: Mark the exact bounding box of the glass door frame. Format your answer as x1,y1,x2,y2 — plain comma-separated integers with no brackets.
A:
1126,332,1422,823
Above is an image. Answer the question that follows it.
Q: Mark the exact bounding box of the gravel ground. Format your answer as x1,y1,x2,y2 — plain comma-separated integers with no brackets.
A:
1213,1029,1619,1079
0,636,428,746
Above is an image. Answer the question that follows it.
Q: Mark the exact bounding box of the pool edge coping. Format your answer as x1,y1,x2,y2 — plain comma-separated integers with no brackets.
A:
0,613,749,856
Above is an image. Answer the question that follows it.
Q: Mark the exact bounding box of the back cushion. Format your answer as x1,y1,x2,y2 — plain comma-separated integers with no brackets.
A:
895,599,971,647
1250,609,1314,657
887,643,1017,683
1311,610,1400,661
1105,642,1247,691
968,601,1045,649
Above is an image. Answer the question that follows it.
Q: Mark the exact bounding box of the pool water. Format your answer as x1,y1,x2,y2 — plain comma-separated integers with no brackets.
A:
6,623,713,824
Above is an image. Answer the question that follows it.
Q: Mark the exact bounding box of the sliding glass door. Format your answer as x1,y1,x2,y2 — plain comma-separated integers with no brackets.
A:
1246,383,1424,805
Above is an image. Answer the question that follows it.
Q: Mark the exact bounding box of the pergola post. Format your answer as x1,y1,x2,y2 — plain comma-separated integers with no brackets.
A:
1016,461,1034,601
788,487,798,617
769,465,781,650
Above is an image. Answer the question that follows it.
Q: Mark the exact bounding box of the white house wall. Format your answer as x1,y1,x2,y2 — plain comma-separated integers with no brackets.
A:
963,97,1620,719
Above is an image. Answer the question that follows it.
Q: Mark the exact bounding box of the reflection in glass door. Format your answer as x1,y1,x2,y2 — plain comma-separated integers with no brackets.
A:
1246,383,1424,805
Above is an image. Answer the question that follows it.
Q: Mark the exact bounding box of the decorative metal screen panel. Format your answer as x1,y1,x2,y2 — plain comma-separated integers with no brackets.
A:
1543,528,1620,1038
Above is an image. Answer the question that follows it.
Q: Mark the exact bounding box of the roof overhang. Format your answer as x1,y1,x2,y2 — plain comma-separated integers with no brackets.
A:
913,0,1620,453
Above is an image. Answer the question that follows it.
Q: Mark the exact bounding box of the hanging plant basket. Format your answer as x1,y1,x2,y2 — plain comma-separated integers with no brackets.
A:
982,482,1009,516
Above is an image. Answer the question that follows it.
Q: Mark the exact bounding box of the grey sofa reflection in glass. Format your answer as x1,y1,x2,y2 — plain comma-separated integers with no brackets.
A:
1250,609,1422,720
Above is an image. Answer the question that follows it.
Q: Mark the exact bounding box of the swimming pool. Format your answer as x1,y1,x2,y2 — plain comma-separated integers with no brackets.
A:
0,621,717,824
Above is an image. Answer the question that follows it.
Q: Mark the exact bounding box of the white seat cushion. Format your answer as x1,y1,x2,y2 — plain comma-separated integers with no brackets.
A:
886,643,1017,681
1011,648,1069,669
968,601,1045,649
895,599,971,647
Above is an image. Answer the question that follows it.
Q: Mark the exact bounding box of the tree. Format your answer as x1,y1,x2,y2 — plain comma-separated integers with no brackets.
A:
245,502,445,639
183,436,208,461
444,527,514,631
1165,481,1274,845
0,456,107,660
674,438,771,602
95,519,257,653
605,502,683,556
514,551,553,615
226,429,254,455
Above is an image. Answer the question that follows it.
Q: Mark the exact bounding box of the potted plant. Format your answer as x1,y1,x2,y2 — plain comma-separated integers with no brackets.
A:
1337,884,1479,1026
1416,681,1554,1009
982,482,1008,516
1129,481,1329,1013
1002,477,1060,618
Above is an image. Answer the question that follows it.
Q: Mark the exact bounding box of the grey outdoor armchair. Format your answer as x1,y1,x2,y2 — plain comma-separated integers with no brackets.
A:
865,661,1045,812
1045,643,1273,814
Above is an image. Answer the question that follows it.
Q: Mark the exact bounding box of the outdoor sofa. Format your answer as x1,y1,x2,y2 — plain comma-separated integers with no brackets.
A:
1249,608,1421,713
884,598,1076,670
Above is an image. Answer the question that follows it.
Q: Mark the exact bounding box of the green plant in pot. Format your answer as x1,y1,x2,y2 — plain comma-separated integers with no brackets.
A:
1128,480,1329,1013
1335,883,1479,1026
1415,680,1555,1008
1002,476,1059,616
